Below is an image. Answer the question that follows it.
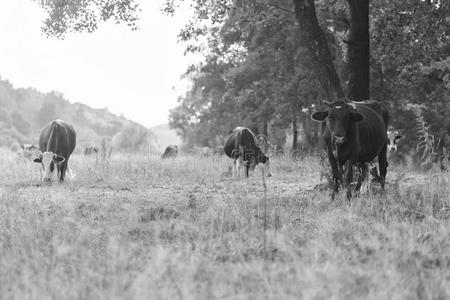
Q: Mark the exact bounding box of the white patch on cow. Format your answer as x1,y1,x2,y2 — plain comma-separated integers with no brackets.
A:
41,152,58,182
36,152,65,182
335,106,342,109
234,157,245,177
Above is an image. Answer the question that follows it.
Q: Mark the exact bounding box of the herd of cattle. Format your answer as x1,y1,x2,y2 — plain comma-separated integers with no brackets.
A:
18,100,402,199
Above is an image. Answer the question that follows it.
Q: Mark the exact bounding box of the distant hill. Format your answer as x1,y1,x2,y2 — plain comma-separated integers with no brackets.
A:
150,123,182,151
0,78,155,152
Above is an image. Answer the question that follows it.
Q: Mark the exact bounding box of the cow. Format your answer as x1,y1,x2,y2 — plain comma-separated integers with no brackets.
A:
387,129,402,160
20,144,40,160
224,127,271,177
161,145,178,159
84,145,98,155
357,128,403,192
33,119,76,182
311,100,389,199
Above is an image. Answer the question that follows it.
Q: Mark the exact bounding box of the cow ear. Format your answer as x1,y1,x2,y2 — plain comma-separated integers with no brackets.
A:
349,112,364,123
395,135,402,140
55,155,65,164
33,155,42,163
311,111,329,122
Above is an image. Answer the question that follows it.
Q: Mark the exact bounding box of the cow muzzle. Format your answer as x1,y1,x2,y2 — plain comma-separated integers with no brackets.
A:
334,136,345,145
388,145,397,152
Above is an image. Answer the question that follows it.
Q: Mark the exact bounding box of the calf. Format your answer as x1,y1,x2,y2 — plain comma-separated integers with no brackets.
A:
311,100,389,199
34,119,76,182
224,127,271,177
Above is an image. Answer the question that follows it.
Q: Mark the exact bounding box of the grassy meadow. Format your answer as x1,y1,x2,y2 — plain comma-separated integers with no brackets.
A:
0,148,449,299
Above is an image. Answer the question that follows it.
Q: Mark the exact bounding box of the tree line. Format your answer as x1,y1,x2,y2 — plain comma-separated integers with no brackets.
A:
9,0,450,161
164,0,449,162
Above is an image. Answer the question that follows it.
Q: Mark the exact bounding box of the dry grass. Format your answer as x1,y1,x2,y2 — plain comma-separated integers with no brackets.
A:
0,148,449,299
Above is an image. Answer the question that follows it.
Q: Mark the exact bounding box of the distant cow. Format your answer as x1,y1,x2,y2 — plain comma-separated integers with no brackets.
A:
161,145,178,159
311,100,389,199
20,144,40,160
84,146,98,155
224,127,271,177
360,128,402,189
199,146,213,157
33,119,76,182
213,146,224,156
387,129,402,159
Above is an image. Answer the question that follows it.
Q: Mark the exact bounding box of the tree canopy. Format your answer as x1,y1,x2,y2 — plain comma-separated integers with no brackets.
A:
33,0,140,38
165,0,449,158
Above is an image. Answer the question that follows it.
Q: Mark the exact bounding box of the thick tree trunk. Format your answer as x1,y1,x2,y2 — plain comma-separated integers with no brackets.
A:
292,116,298,150
346,0,370,101
293,0,344,99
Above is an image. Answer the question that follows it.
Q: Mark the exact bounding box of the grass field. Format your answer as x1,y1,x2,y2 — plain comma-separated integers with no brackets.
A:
1,148,449,299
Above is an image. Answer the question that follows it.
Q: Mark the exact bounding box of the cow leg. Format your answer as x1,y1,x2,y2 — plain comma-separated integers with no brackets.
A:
343,161,353,200
59,162,66,182
378,144,388,191
354,163,367,195
326,146,341,199
233,158,239,177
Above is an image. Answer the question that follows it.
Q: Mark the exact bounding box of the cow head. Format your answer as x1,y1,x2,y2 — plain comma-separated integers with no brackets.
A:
311,100,364,145
387,130,402,153
33,152,65,182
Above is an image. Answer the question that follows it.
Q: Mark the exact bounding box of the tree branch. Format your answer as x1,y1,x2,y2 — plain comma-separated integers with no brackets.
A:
265,3,295,15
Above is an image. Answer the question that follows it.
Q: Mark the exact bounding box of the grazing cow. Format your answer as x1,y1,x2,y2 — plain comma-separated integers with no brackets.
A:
20,144,40,160
311,100,388,199
161,145,178,159
224,127,271,177
33,120,76,182
84,145,98,155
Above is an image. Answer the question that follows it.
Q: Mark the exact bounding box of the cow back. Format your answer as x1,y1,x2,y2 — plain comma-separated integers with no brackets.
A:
39,120,76,158
224,127,257,158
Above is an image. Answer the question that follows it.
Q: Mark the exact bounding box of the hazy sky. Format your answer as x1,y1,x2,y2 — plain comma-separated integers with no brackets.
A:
0,0,199,127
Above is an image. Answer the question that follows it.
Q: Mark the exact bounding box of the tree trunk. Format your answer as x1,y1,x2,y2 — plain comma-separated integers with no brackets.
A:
292,116,298,150
293,0,344,99
346,0,370,101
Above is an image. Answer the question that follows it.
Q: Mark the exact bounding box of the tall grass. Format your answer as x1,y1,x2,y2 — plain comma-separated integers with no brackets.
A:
0,148,449,299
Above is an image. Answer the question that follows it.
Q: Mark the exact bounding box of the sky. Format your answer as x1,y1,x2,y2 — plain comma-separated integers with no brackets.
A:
0,0,199,128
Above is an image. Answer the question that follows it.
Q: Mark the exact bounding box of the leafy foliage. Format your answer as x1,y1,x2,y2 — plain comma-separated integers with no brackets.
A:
33,0,140,38
166,0,323,149
166,0,449,167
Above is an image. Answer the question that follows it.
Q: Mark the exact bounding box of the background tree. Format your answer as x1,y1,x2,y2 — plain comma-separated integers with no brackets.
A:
33,0,140,38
